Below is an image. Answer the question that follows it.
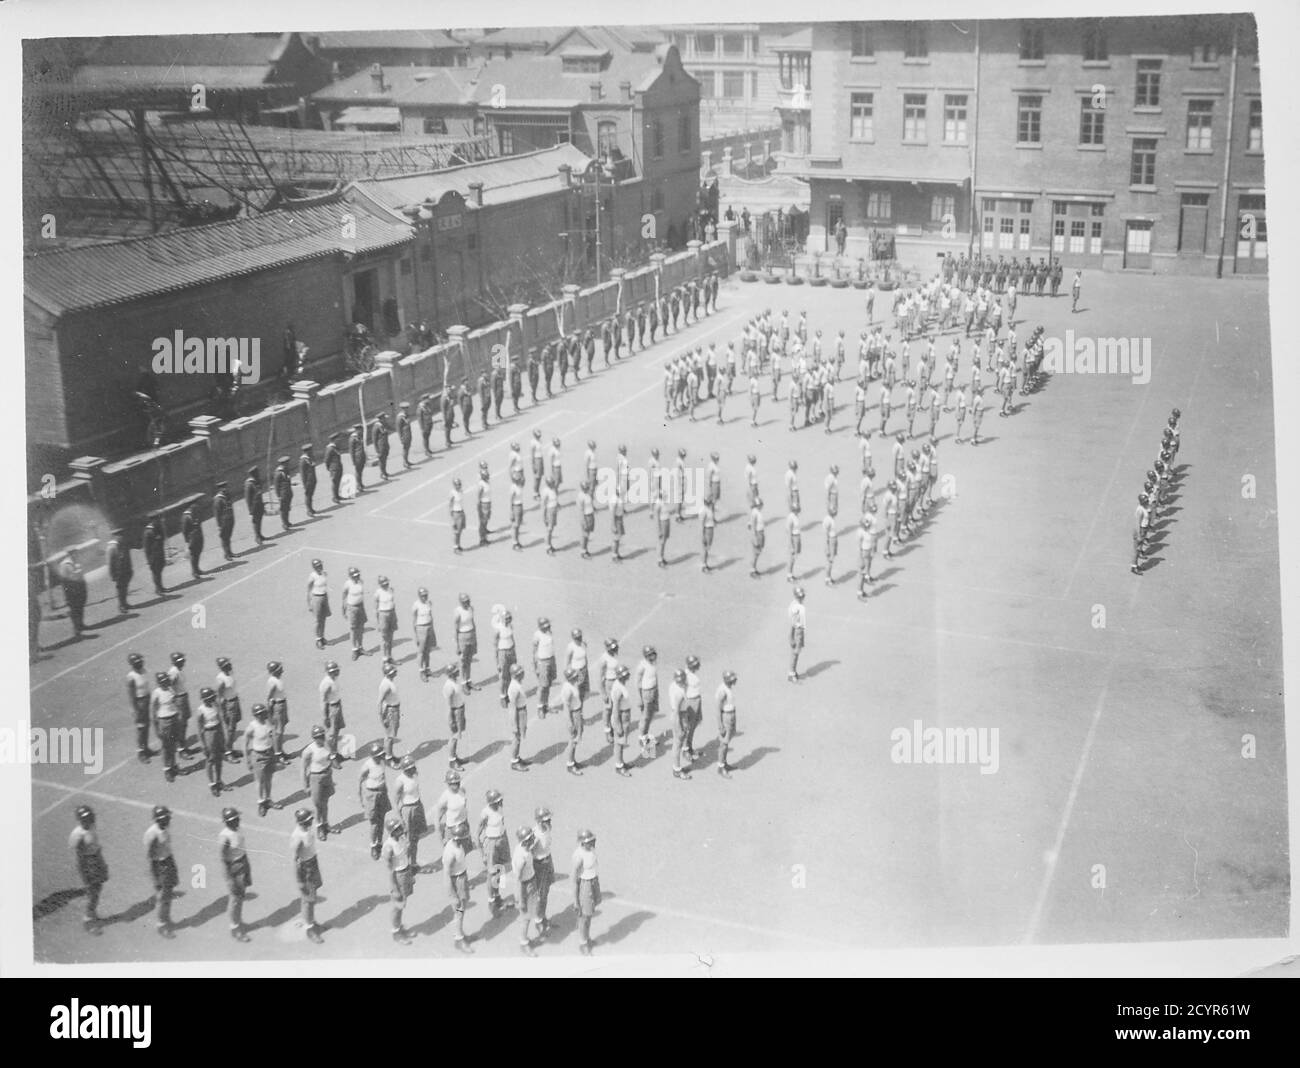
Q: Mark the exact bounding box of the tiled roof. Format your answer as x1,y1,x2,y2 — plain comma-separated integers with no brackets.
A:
73,64,281,91
396,50,666,107
79,33,292,68
353,143,592,212
25,202,413,318
477,26,571,48
311,30,464,51
312,64,465,105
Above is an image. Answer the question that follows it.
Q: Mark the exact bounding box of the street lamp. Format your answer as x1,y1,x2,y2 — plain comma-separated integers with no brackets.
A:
589,156,616,285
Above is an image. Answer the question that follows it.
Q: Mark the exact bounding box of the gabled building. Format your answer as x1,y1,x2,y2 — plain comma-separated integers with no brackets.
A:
307,29,468,79
394,44,701,246
312,63,459,131
469,25,663,61
663,23,798,136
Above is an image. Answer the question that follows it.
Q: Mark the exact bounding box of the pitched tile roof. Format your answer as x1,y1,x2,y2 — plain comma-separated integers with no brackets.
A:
311,30,465,51
312,64,466,105
396,50,666,108
25,202,413,318
352,143,592,213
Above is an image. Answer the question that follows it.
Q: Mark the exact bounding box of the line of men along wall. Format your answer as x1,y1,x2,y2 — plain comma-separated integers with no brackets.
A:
32,239,733,570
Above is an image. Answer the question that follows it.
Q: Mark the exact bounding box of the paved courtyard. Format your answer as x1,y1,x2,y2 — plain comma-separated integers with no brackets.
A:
28,268,1287,962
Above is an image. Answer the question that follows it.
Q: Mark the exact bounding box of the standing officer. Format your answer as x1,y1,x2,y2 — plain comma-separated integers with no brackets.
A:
143,515,166,594
542,343,556,397
349,424,367,491
342,567,367,659
700,493,717,573
561,666,585,774
441,818,473,951
301,725,335,839
513,826,539,953
266,660,290,763
358,743,391,860
218,807,251,941
242,703,277,816
478,788,512,913
417,395,435,458
195,686,225,797
299,444,318,517
507,664,529,770
444,662,468,768
526,349,541,404
477,373,492,432
213,482,236,560
396,403,414,469
127,652,153,763
635,646,660,755
392,756,427,870
493,607,519,710
378,660,402,767
492,365,506,421
374,575,397,661
59,550,88,638
571,829,601,955
788,586,807,681
476,463,492,548
290,808,325,943
167,651,194,757
509,359,523,414
668,668,690,779
532,617,557,718
69,805,109,932
372,412,392,480
531,807,556,932
324,435,344,504
412,587,436,681
318,660,345,763
306,558,331,649
715,670,738,778
609,665,633,777
441,388,457,449
215,657,242,763
381,814,415,943
453,592,477,687
244,467,267,544
748,495,766,577
106,527,133,613
143,805,179,937
178,506,204,580
449,476,467,553
542,476,560,554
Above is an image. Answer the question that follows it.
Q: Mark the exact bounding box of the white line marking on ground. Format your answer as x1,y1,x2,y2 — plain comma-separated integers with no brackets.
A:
600,893,845,950
31,549,305,694
35,756,137,819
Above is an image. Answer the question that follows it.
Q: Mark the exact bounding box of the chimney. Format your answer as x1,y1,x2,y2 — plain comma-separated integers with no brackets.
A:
558,164,572,189
589,81,603,103
370,62,385,92
620,80,632,102
468,180,484,207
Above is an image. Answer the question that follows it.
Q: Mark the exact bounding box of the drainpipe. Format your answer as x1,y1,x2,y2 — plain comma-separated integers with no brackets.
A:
967,21,980,259
1215,20,1240,279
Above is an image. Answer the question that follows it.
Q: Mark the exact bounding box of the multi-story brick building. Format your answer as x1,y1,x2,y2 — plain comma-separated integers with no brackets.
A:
664,23,800,136
782,15,1264,276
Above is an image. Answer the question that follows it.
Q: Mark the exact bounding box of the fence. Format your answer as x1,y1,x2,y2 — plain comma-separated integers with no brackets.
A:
35,233,738,568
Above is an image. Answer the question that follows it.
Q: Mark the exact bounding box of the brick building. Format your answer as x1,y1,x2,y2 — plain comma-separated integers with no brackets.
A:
783,15,1264,275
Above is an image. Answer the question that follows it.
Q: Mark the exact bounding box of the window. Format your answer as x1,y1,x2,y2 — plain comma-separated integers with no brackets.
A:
1019,217,1032,251
982,215,994,249
473,116,487,136
498,127,515,154
850,23,874,58
1082,20,1107,62
1191,43,1219,65
903,93,927,142
651,189,664,213
1130,139,1156,186
1020,199,1033,214
722,71,745,101
678,110,692,152
1052,217,1065,252
1248,98,1262,151
850,93,874,140
1135,59,1162,108
866,190,892,220
651,119,664,159
1090,219,1103,255
1053,201,1066,215
751,71,759,99
597,120,618,159
694,33,716,57
903,22,928,59
1079,98,1105,145
1091,203,1105,216
1017,95,1042,144
930,195,955,223
561,56,602,74
696,71,716,99
1019,22,1044,61
423,117,447,135
722,33,744,57
1186,100,1213,150
1069,219,1086,254
943,94,968,142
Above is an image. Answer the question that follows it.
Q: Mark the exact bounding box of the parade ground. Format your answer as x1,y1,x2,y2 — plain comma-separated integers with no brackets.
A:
27,268,1287,963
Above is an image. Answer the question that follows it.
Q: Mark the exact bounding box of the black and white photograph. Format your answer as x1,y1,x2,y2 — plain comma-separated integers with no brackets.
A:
5,0,1299,986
